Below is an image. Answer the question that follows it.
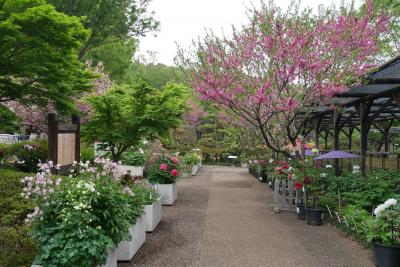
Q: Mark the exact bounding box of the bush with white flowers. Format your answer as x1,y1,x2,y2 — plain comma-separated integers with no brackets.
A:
26,159,144,267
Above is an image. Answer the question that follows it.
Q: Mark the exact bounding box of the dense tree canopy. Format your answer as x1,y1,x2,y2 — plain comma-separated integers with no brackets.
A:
0,0,93,112
48,0,159,58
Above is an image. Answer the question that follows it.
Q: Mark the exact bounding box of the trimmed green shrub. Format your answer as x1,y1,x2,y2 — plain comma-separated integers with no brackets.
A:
0,168,37,267
80,144,95,162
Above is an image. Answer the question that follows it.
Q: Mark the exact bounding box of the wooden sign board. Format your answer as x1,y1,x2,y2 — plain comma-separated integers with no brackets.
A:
48,113,80,173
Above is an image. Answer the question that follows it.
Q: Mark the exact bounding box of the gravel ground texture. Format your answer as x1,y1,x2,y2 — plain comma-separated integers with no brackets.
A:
119,165,374,267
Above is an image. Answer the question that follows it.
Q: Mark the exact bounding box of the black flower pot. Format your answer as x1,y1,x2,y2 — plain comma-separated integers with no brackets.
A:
305,208,323,226
296,204,306,220
373,243,400,267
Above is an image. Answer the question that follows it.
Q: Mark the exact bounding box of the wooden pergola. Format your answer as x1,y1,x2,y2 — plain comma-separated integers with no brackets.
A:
303,56,400,175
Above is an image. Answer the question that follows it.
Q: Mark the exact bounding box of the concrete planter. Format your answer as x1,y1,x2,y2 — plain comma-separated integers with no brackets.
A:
32,248,118,267
154,183,177,205
116,215,146,261
144,197,162,232
191,164,199,175
120,165,144,177
98,248,118,267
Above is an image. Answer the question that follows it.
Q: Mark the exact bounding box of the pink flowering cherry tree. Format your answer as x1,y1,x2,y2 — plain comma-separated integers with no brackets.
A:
180,2,387,156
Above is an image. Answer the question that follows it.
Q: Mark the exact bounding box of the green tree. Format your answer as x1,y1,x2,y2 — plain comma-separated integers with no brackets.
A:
86,39,137,83
0,104,20,133
0,0,93,112
127,63,185,89
48,0,159,58
82,81,188,161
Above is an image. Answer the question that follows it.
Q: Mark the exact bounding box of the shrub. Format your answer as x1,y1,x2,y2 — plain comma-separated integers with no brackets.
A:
80,144,95,163
148,156,180,184
121,151,146,166
0,168,37,267
5,140,48,172
27,160,144,267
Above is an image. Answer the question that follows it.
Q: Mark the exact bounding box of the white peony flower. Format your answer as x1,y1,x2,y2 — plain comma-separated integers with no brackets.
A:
384,198,397,207
326,164,332,169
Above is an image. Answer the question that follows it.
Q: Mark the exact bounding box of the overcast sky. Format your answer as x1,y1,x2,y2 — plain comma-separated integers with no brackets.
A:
137,0,362,66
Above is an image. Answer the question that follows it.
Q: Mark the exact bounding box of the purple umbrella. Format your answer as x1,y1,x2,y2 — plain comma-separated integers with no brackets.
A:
313,150,362,160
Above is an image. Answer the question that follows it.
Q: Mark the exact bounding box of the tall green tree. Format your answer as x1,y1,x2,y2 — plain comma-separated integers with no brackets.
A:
48,0,159,58
0,0,93,112
82,81,188,161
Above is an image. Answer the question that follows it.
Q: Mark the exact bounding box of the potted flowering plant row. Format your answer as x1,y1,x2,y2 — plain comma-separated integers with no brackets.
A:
370,198,400,267
24,159,152,267
148,156,180,205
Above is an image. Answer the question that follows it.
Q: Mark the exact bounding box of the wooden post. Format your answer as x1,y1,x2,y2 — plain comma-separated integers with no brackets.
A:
359,102,369,176
48,113,58,167
333,109,341,176
313,117,321,149
72,115,80,163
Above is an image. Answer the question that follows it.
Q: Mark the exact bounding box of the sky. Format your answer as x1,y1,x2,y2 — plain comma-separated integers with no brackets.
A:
137,0,362,66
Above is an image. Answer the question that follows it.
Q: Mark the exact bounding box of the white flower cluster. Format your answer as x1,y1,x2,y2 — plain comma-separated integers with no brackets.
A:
25,206,43,224
352,165,360,174
23,144,33,150
325,164,332,169
122,186,135,197
374,198,398,217
268,158,274,164
320,173,327,178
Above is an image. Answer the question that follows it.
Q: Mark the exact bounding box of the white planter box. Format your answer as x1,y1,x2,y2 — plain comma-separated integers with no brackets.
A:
120,165,144,177
98,248,118,267
144,197,162,232
154,183,177,205
191,164,199,176
116,215,146,261
32,248,118,267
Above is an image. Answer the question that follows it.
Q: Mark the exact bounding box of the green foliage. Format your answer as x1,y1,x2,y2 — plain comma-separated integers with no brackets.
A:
3,140,48,172
148,156,180,184
121,151,146,166
86,39,137,83
0,0,93,112
183,152,201,165
127,63,185,89
80,144,95,163
0,104,20,133
48,0,159,58
132,184,158,205
0,168,37,267
82,81,189,161
32,175,139,267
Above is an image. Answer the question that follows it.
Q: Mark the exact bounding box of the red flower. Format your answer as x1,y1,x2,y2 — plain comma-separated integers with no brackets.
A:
160,163,167,171
170,169,179,177
171,157,179,164
295,181,302,190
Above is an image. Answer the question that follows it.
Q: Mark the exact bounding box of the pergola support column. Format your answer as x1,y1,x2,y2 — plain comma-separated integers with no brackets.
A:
359,101,371,176
333,109,341,176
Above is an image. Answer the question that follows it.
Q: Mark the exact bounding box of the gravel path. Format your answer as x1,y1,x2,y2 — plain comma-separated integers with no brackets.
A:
119,165,374,267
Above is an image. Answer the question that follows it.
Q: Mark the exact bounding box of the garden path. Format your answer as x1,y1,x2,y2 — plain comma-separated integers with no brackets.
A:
119,165,374,267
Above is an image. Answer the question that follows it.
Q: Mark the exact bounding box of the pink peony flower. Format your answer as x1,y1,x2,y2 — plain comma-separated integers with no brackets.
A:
171,157,179,164
160,163,168,171
170,169,179,177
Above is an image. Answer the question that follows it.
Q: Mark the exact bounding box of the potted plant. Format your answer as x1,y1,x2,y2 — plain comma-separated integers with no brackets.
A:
183,152,201,176
293,157,323,225
148,156,180,205
369,198,400,267
130,179,162,232
120,150,147,177
24,160,138,267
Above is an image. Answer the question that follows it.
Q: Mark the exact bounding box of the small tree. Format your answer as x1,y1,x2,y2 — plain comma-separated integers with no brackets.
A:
0,0,93,112
82,81,188,161
179,1,387,156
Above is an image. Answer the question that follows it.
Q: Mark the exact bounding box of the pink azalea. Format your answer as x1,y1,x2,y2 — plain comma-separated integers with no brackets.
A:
171,157,179,164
